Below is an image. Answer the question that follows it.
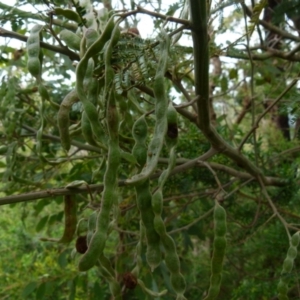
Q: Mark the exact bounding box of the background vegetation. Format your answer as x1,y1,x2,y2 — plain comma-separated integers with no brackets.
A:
1,0,300,299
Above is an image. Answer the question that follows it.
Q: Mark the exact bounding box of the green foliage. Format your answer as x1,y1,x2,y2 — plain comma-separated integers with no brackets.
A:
1,0,300,299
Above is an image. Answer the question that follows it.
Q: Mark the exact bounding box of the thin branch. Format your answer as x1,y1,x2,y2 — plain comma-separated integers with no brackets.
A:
271,146,300,161
165,72,198,113
158,158,288,186
168,208,214,234
241,2,300,43
190,0,265,182
238,77,299,150
0,149,217,205
135,84,200,128
119,6,191,26
0,2,77,31
241,3,259,165
0,27,80,61
258,176,299,235
174,97,198,109
226,46,300,62
22,124,103,153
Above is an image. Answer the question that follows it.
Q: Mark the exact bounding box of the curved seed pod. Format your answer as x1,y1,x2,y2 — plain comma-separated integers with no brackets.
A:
78,23,121,272
204,202,227,300
83,59,95,91
59,195,77,243
166,102,179,143
132,220,144,277
277,232,300,300
97,254,122,299
135,182,161,270
126,29,170,185
76,16,116,144
57,89,78,151
172,0,189,45
291,232,300,247
81,111,99,147
130,31,186,297
152,189,186,299
27,57,40,79
60,29,81,51
40,195,77,243
27,24,44,82
131,114,161,270
137,279,168,297
83,58,100,106
82,101,106,144
85,28,99,49
75,218,88,237
54,7,81,23
132,116,148,166
38,84,50,101
87,211,97,246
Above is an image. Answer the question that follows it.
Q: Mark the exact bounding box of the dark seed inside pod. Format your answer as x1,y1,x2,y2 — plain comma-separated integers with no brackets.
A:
123,272,138,289
75,235,88,254
167,123,178,139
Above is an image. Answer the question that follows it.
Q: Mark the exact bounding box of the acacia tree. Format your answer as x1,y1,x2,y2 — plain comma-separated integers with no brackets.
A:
1,0,300,299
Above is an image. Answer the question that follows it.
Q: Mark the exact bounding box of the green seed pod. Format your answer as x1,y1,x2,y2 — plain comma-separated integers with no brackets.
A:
214,202,227,222
83,59,95,92
277,280,288,296
54,7,81,23
38,84,50,101
57,89,78,151
153,216,166,236
132,29,185,298
210,274,222,288
132,116,148,166
75,218,88,237
277,232,299,299
87,211,97,245
78,36,121,271
81,111,99,147
82,101,105,141
27,43,40,58
132,116,148,142
60,29,81,51
204,202,227,300
146,243,162,271
0,146,8,155
76,16,116,129
84,15,115,59
205,285,221,300
152,189,163,215
85,28,99,49
282,257,293,273
291,232,300,247
79,230,106,271
135,182,161,271
126,31,170,185
214,222,227,242
287,246,297,260
27,25,43,81
162,238,182,275
166,102,178,141
27,57,41,78
170,273,186,295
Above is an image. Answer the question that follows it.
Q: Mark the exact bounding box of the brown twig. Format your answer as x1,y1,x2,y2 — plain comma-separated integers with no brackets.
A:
0,27,80,61
238,77,299,151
